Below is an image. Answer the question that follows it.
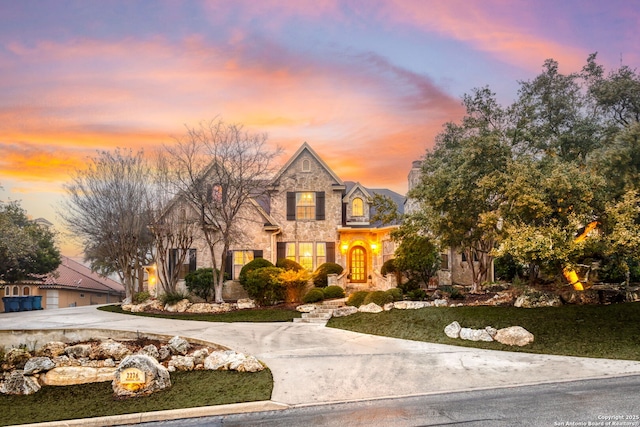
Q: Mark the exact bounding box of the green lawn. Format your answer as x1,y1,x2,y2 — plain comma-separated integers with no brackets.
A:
0,369,272,426
98,303,302,322
328,302,640,360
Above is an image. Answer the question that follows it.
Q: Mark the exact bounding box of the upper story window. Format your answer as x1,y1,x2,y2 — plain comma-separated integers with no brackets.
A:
302,159,311,172
287,191,325,221
352,197,364,217
296,192,316,220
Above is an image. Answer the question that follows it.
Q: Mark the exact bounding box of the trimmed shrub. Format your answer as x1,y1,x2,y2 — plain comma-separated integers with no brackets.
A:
346,291,369,308
313,262,344,287
302,288,325,304
363,290,394,307
279,269,310,303
385,287,403,302
239,258,274,285
322,285,345,299
380,258,397,276
159,291,190,306
406,289,427,301
276,258,305,271
133,291,151,304
242,267,285,306
185,268,229,302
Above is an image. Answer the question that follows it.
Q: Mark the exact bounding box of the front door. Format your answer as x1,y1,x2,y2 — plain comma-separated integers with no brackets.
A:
349,246,367,283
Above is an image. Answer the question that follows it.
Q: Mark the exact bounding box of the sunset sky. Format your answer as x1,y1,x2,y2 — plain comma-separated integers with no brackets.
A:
1,0,639,257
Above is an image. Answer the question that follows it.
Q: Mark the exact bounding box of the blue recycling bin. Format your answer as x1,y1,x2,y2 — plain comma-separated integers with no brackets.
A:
2,297,20,312
19,296,33,311
32,295,43,310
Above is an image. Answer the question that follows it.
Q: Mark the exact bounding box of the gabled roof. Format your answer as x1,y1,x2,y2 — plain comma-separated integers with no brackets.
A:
271,142,345,188
40,256,125,294
343,181,372,202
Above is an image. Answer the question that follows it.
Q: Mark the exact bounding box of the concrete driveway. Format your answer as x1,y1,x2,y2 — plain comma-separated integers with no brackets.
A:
2,305,640,406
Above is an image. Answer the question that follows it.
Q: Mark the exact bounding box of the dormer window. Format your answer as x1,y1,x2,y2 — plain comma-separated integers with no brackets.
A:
302,159,311,172
352,197,364,217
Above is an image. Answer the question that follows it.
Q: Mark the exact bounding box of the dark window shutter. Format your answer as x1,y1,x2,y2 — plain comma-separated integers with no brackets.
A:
342,202,347,226
286,192,296,220
253,250,263,258
316,191,325,220
188,249,197,273
168,249,178,277
225,250,233,279
277,242,286,261
326,242,335,263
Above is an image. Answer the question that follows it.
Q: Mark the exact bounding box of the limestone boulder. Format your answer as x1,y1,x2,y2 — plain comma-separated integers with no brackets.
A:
433,299,448,307
494,326,534,346
191,348,210,365
93,339,131,361
332,306,358,317
164,299,191,312
40,366,116,386
203,350,264,372
35,342,67,358
168,356,195,371
515,291,562,308
112,354,171,398
394,301,432,310
158,346,172,361
0,371,41,395
4,348,31,368
130,299,163,313
168,336,190,355
459,328,494,342
296,304,317,313
237,298,256,309
65,344,92,359
358,303,383,313
23,357,55,375
186,303,218,314
444,321,461,339
139,344,159,360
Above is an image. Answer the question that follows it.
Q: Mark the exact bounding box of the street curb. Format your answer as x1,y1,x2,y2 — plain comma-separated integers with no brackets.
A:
13,400,289,427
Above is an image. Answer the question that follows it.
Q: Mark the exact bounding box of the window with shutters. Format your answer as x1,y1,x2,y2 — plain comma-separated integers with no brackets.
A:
169,248,197,280
233,251,254,280
296,192,315,220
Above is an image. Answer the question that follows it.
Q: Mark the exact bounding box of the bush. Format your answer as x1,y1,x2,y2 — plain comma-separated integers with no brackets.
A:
279,269,310,303
398,278,421,294
385,288,403,302
276,258,305,271
302,288,325,304
185,268,229,302
313,262,344,287
406,289,427,301
363,290,394,307
159,291,190,306
242,267,285,306
346,291,369,307
322,285,345,299
380,259,397,276
239,258,274,285
133,291,151,304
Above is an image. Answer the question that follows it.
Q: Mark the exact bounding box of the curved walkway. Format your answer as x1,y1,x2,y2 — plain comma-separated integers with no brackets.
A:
2,305,640,407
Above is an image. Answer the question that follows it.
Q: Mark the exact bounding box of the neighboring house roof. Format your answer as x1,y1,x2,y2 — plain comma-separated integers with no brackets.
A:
39,256,125,294
272,142,346,188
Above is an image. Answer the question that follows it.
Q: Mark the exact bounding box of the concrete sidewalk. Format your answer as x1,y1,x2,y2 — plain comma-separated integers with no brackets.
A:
2,305,640,413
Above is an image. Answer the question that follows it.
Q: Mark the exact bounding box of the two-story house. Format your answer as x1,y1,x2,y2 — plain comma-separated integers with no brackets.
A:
160,142,405,297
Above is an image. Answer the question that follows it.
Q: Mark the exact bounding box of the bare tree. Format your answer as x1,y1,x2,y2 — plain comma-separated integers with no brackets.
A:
60,149,154,301
148,151,199,294
163,119,281,303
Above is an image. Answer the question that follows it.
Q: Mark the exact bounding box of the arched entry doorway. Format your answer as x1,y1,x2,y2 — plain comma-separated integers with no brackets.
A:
349,246,367,283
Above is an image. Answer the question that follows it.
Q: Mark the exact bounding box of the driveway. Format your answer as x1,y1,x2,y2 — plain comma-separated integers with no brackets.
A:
2,305,640,406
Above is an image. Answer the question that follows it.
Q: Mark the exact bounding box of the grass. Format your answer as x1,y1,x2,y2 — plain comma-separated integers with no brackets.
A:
0,369,273,426
98,304,302,322
327,302,640,360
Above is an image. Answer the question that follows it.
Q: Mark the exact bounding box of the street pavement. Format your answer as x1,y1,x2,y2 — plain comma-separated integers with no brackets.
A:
2,305,640,424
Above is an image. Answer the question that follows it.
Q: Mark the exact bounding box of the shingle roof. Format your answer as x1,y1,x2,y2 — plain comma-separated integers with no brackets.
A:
40,256,125,294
